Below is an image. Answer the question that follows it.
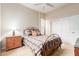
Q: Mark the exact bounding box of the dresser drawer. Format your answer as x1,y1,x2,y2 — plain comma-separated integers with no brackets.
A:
14,36,22,48
6,37,14,50
6,36,22,50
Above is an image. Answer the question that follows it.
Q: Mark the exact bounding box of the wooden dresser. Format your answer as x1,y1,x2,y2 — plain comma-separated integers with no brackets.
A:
74,38,79,56
74,48,79,56
6,36,22,50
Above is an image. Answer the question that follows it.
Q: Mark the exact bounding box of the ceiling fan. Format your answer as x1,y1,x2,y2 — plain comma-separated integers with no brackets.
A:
34,3,54,7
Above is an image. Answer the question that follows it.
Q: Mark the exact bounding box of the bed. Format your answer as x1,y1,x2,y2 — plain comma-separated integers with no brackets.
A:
22,27,62,56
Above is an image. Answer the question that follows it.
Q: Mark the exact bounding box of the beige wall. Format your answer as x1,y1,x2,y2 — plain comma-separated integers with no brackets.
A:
0,4,1,39
1,3,44,49
1,4,44,40
1,3,79,46
0,4,2,49
45,4,79,45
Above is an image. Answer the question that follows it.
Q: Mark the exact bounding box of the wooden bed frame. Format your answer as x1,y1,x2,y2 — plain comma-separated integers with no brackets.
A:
23,34,62,56
35,34,62,56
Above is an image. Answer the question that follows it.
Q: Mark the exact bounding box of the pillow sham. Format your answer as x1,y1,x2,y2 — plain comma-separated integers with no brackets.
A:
24,29,31,36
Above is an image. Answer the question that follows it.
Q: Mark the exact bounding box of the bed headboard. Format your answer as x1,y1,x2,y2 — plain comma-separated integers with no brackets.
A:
23,27,41,36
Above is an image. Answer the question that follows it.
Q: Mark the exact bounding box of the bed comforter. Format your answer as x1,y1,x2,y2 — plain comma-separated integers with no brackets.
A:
23,34,62,56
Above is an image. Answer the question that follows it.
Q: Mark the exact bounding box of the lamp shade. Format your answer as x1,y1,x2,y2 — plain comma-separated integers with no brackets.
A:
9,20,18,36
10,22,17,30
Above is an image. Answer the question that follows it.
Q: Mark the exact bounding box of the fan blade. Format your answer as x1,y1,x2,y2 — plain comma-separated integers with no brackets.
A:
34,3,43,5
46,3,54,7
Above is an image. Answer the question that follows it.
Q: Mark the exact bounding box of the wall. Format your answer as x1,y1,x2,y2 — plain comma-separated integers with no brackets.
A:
0,4,2,49
45,4,79,45
0,4,1,39
1,3,79,47
1,3,44,49
1,3,43,39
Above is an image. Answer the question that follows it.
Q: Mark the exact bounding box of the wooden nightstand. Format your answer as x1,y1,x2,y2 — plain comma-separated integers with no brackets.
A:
74,38,79,56
74,47,79,56
6,36,22,50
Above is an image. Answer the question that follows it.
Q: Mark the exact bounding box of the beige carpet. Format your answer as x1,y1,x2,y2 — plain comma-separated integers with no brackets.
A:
52,42,74,56
1,46,34,56
0,42,74,56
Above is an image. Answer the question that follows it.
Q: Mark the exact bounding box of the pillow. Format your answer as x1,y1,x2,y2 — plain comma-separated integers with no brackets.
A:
31,30,37,37
24,27,35,36
24,29,32,36
36,29,41,36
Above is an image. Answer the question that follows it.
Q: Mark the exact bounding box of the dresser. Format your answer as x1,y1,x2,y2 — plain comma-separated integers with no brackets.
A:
74,38,79,56
6,36,22,50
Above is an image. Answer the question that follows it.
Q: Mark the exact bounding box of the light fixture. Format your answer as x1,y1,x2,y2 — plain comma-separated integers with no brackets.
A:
9,21,17,36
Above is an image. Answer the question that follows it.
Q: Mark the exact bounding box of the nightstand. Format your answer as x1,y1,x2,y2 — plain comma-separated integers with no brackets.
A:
6,36,22,50
74,38,79,56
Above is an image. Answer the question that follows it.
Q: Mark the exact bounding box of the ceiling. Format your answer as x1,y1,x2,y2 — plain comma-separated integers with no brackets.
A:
21,3,68,13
